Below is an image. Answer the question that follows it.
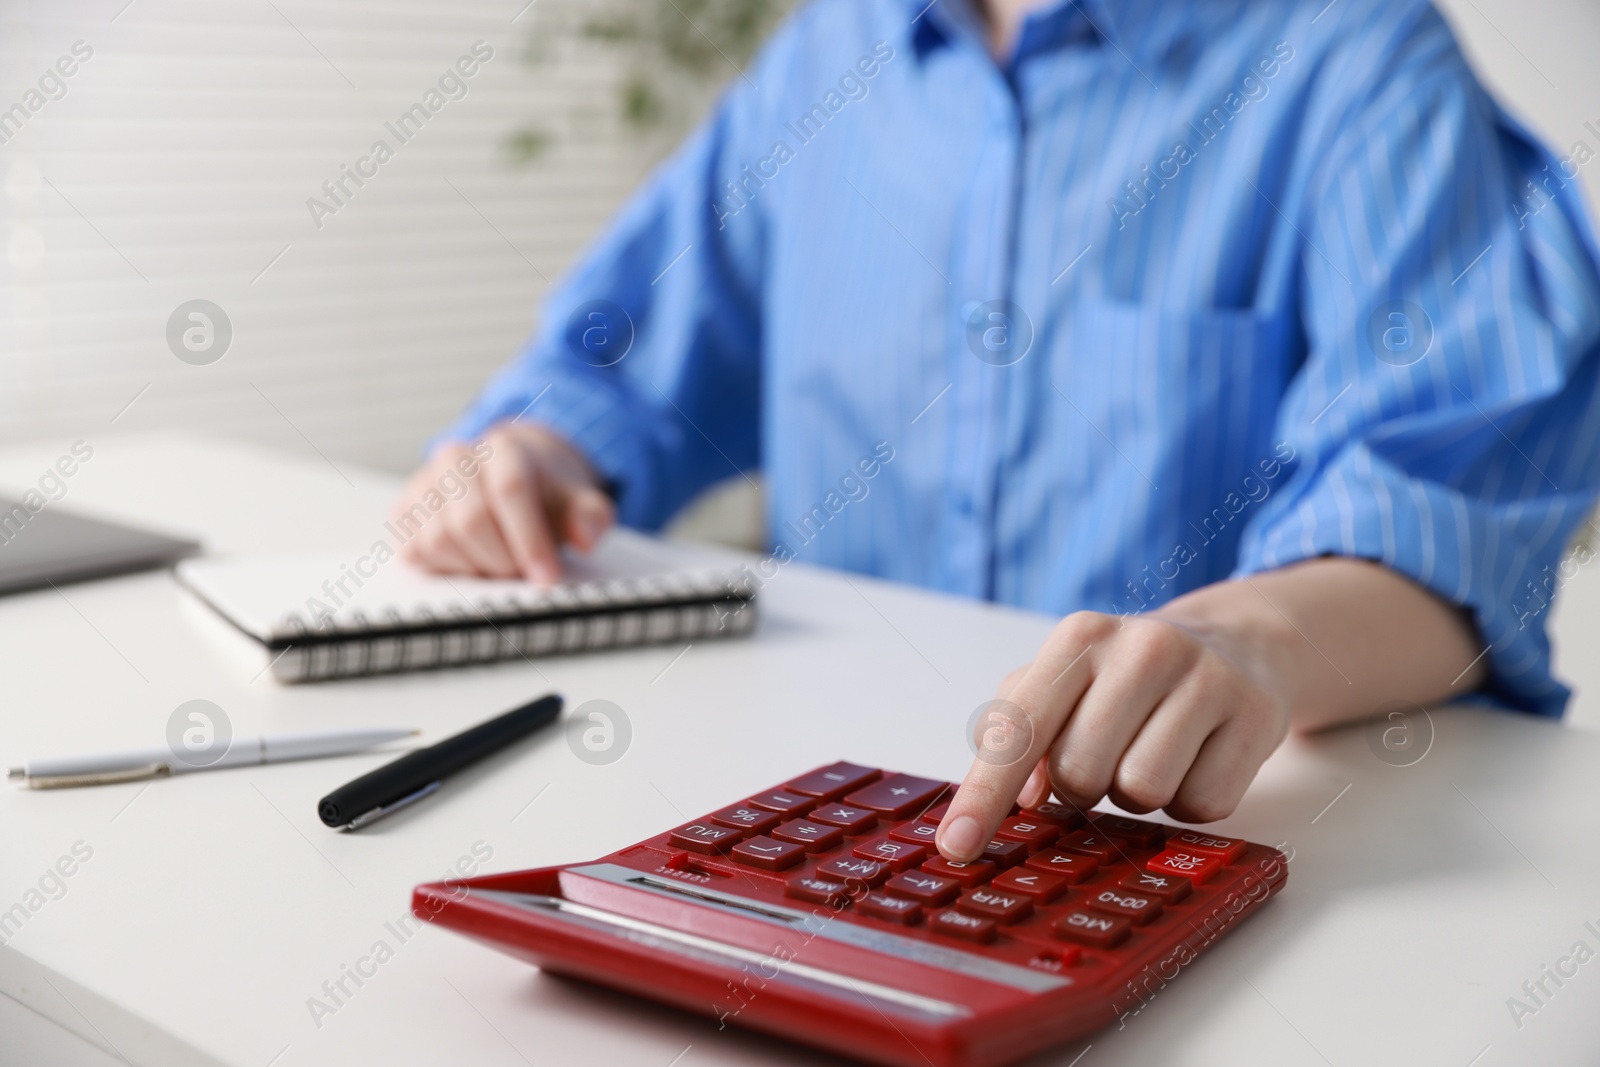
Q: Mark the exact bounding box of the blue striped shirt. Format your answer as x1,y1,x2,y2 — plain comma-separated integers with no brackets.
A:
446,0,1600,716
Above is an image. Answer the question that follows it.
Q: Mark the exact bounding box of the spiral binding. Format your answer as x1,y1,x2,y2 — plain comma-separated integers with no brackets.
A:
266,568,758,683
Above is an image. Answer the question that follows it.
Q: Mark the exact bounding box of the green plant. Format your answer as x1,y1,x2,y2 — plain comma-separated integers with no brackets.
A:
509,0,798,164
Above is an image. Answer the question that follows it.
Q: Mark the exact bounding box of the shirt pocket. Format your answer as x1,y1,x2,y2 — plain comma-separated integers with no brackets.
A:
1046,300,1298,553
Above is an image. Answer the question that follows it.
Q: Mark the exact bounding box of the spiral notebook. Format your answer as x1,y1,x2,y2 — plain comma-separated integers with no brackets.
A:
176,529,757,683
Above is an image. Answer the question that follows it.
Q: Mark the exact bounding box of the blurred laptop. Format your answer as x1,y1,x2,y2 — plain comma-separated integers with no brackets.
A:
0,499,199,595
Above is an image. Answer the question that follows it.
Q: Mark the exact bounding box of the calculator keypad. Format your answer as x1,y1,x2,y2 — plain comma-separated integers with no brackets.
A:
426,761,1289,1067
642,764,1276,976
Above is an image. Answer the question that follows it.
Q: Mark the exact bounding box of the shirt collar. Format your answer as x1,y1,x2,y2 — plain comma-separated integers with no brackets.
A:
906,0,1128,63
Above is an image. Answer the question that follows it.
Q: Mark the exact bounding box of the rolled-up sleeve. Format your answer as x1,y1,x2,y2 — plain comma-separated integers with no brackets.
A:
436,46,779,529
1234,10,1600,716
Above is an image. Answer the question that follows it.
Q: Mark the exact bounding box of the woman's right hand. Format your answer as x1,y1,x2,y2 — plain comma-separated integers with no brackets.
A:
392,421,614,582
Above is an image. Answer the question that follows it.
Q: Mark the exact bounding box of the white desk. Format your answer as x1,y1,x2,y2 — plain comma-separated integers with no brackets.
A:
1,434,1597,1067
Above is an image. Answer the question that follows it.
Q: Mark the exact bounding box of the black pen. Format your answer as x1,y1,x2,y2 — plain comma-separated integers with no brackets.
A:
317,693,563,830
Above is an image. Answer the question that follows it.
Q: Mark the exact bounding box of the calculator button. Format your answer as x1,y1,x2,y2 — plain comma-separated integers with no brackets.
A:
1025,801,1086,829
1024,850,1098,884
1083,886,1164,925
957,887,1034,924
1054,909,1132,948
770,819,845,853
1119,869,1193,902
709,805,782,834
668,822,741,854
857,893,922,925
818,856,890,887
1165,829,1246,864
785,762,881,800
1147,849,1223,884
731,836,806,870
884,870,960,905
888,822,940,847
930,909,997,943
854,838,927,871
843,774,949,818
920,856,997,886
994,818,1059,849
920,801,951,823
808,803,878,833
982,839,1029,869
785,875,853,908
746,791,813,815
993,868,1069,902
1091,814,1168,848
1057,830,1123,863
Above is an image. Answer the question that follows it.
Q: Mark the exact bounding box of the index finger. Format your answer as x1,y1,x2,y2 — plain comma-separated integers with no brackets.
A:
482,453,564,583
935,618,1104,861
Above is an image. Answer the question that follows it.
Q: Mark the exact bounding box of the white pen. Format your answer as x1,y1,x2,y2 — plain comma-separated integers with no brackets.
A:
7,727,419,789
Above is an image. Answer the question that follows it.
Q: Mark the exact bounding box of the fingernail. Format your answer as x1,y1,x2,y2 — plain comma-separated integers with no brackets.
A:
940,815,982,861
528,562,555,585
577,510,606,547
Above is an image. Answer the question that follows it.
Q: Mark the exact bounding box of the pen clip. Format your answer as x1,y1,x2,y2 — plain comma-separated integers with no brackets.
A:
343,780,443,831
20,763,174,790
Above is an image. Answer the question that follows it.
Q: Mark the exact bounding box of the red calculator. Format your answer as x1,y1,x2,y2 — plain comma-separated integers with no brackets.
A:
414,761,1287,1067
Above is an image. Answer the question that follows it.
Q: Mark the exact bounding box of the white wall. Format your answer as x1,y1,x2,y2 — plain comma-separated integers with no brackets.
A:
1433,0,1600,227
0,0,662,474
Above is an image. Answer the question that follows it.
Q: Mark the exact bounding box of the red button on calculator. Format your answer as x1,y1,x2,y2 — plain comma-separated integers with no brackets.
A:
786,874,852,907
888,821,940,846
858,892,922,925
994,817,1059,848
1165,829,1246,863
1054,908,1132,949
786,761,881,799
1120,868,1193,902
1057,830,1123,863
818,856,890,887
709,804,782,834
809,803,879,833
771,818,844,852
668,821,740,854
1025,801,1086,829
745,790,811,815
1024,850,1098,884
855,837,927,870
957,887,1033,924
884,869,960,905
732,835,805,870
417,761,1288,1067
1083,886,1163,925
1092,814,1168,848
981,838,1029,868
844,773,949,818
993,867,1069,902
1147,848,1224,884
931,908,997,943
920,856,997,886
